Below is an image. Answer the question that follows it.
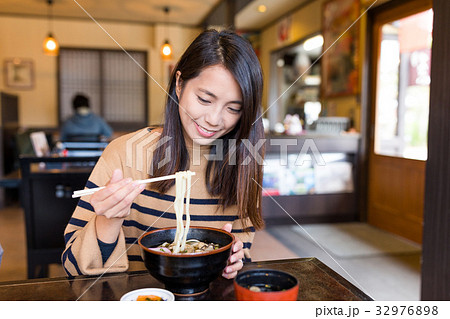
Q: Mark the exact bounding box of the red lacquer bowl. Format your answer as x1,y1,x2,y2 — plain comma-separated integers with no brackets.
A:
234,269,299,301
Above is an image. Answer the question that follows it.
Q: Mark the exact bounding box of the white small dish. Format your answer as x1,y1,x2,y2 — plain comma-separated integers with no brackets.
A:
120,288,175,301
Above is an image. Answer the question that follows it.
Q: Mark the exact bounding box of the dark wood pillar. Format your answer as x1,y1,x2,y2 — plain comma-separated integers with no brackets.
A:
226,0,236,29
201,0,253,30
421,0,450,300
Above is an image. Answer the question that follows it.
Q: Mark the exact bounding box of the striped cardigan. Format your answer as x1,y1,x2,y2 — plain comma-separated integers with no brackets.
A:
62,128,255,277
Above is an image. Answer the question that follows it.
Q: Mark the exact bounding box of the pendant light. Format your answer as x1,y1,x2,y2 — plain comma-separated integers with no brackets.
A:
161,6,173,60
43,0,59,56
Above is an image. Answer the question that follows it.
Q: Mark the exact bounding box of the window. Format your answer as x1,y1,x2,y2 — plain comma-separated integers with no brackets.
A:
374,9,433,160
58,48,148,131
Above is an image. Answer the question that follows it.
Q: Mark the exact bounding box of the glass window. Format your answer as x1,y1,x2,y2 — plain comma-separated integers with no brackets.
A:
374,9,433,160
59,48,148,131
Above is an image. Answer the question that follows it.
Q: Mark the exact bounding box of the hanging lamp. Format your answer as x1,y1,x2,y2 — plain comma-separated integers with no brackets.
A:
43,0,59,56
161,6,173,59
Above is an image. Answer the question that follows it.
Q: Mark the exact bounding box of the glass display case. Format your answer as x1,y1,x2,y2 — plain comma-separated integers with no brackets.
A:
261,134,360,225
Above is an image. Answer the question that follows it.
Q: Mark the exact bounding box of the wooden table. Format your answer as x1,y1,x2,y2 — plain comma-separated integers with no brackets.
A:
0,258,372,301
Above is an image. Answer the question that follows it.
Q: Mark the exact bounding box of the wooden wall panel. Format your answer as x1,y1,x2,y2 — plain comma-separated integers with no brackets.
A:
368,156,425,243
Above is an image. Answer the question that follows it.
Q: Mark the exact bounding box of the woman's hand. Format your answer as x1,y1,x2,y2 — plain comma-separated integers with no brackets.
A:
91,169,144,219
221,223,245,279
92,169,145,243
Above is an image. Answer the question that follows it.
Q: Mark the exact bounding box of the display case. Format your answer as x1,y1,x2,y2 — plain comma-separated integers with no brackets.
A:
261,133,360,225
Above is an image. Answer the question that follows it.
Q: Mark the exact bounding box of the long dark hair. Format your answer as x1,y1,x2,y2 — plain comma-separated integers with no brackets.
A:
151,29,265,230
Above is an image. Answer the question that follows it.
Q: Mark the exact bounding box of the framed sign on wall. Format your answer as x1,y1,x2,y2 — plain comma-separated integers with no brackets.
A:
321,0,360,97
3,58,35,90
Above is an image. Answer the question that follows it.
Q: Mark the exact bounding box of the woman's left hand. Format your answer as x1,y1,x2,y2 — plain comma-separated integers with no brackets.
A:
221,223,245,279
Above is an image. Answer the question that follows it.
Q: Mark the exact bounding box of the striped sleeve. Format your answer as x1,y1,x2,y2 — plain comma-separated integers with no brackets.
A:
61,145,129,276
231,217,255,263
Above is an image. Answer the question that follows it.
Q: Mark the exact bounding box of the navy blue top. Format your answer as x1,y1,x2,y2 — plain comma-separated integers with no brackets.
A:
98,239,118,264
60,112,113,141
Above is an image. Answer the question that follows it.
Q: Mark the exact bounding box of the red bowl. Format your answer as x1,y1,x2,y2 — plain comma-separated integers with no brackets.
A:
234,269,299,301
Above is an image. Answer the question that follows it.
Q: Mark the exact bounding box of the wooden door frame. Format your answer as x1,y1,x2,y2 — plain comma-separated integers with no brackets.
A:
362,0,431,243
359,0,429,223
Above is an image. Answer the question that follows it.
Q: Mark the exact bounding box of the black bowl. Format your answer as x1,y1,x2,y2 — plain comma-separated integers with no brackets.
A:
138,226,234,295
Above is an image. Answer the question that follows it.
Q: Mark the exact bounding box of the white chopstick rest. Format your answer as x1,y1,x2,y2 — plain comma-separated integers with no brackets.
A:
71,172,195,198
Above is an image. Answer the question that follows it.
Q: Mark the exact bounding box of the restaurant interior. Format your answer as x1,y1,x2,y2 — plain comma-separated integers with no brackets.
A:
0,0,449,301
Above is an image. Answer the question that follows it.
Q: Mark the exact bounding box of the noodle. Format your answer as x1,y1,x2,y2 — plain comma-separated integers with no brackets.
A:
172,171,194,253
151,172,221,254
180,172,191,251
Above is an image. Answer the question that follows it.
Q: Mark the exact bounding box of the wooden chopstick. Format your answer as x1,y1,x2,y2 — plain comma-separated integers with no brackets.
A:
71,173,194,198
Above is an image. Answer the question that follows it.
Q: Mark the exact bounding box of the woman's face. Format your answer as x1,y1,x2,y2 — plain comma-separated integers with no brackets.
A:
176,65,243,146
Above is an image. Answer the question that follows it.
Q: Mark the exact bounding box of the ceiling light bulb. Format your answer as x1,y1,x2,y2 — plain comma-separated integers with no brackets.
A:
162,44,171,56
43,33,59,56
46,39,57,50
161,41,172,59
258,5,267,13
43,0,58,56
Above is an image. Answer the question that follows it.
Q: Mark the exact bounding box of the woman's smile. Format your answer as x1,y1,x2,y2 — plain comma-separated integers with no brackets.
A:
194,121,218,138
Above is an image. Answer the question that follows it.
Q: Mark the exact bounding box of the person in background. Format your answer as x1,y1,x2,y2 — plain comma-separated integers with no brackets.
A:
60,94,113,142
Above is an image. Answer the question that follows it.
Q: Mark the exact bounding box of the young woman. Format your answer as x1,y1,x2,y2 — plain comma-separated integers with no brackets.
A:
62,29,265,280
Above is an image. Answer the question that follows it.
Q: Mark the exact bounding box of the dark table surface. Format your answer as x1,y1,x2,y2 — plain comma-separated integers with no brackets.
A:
0,258,372,301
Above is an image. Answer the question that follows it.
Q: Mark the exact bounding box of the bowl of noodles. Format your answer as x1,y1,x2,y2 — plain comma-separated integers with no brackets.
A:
138,226,234,296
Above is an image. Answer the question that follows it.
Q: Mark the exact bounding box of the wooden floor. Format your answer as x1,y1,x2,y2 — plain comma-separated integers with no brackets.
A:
0,204,421,300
